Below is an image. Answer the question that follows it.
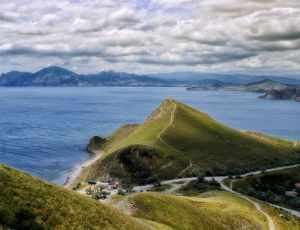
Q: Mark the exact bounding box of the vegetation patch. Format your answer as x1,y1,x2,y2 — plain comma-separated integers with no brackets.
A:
231,166,300,211
180,176,221,195
87,136,106,152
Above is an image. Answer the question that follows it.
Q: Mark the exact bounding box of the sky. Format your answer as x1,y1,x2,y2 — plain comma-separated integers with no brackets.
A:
1,0,300,76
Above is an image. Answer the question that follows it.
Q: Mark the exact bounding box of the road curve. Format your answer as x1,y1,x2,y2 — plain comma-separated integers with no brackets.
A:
215,178,275,230
133,163,300,230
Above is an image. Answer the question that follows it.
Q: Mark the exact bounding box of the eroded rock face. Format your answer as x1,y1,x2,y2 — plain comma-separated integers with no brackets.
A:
144,99,173,123
259,86,300,102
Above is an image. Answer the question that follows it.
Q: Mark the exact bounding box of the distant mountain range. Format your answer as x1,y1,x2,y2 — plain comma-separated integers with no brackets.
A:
1,66,300,87
150,72,300,85
187,79,294,93
0,66,174,87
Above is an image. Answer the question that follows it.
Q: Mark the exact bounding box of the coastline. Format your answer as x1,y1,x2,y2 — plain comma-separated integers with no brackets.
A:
63,150,102,188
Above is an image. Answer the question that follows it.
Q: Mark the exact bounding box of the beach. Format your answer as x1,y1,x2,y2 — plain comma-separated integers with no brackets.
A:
63,150,102,188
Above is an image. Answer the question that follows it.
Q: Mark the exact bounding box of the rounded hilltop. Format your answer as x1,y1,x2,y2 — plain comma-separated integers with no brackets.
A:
78,99,300,185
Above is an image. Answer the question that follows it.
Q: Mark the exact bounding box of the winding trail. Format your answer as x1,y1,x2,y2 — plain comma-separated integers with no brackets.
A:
156,99,177,143
156,99,201,175
216,178,275,230
152,100,298,229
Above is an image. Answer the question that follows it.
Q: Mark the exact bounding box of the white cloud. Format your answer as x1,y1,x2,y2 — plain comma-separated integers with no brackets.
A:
0,0,300,76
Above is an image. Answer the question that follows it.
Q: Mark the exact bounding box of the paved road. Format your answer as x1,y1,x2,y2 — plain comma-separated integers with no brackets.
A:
134,176,274,230
133,163,300,230
214,177,275,230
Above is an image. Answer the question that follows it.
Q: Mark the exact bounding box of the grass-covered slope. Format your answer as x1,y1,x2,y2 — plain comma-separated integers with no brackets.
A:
114,191,300,230
0,164,147,230
80,99,300,183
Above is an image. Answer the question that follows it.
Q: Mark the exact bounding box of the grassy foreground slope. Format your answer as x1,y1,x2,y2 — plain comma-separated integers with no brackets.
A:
113,191,300,230
80,99,300,183
0,164,147,230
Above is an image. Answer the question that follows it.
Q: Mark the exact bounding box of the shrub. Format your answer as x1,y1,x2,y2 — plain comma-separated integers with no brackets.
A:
0,206,15,227
246,187,256,196
85,188,92,195
197,174,205,183
117,189,126,196
208,179,220,187
205,171,212,177
288,197,300,209
13,207,43,230
92,191,110,200
194,183,208,190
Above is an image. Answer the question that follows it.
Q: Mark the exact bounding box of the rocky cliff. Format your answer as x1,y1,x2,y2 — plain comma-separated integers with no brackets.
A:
259,86,300,102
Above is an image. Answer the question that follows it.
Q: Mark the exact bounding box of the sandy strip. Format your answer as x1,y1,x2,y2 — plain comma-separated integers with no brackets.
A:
63,150,102,188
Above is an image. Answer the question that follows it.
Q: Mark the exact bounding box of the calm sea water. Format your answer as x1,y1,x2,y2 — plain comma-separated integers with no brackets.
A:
0,87,299,184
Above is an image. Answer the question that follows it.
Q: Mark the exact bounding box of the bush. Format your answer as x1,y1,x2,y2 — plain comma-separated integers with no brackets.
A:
92,191,110,200
193,182,208,190
121,178,134,194
205,171,212,176
197,174,205,183
246,187,256,196
117,189,126,196
13,207,43,230
72,182,82,191
0,206,15,226
288,197,300,209
85,188,92,195
208,179,220,187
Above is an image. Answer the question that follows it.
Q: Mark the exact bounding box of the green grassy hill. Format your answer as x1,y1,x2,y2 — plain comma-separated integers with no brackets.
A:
112,191,300,230
79,99,300,184
230,166,300,211
0,164,147,230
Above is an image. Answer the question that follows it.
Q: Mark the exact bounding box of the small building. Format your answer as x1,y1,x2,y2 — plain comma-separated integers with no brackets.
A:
107,181,119,190
285,191,298,197
87,180,97,185
97,181,109,187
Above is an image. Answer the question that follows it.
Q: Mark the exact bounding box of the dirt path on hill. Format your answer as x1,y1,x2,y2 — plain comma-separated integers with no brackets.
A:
156,99,201,175
156,99,177,143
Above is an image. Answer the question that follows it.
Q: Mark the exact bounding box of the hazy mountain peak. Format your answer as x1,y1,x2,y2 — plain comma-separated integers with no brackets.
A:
33,66,77,77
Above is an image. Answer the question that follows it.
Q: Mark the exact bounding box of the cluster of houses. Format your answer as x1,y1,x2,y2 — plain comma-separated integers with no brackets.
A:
285,182,300,198
87,180,120,190
84,180,120,200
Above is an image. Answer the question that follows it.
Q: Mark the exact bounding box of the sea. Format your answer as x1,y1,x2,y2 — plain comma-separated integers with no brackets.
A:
0,87,299,184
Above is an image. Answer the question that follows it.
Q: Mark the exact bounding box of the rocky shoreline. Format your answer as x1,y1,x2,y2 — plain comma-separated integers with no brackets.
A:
259,86,300,102
63,147,102,188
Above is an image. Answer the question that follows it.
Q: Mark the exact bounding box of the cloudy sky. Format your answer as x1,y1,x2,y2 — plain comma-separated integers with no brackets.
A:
1,0,300,76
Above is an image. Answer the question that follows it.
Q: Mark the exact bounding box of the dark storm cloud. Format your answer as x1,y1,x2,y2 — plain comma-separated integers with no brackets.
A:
249,31,300,42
